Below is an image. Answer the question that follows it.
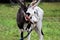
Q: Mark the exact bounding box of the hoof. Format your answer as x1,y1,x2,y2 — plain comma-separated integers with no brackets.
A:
20,38,23,40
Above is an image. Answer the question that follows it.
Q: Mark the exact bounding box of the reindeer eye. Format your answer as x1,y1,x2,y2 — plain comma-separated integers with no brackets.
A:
34,11,37,14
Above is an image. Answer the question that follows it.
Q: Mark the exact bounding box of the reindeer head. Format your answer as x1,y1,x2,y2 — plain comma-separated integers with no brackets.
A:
26,7,38,23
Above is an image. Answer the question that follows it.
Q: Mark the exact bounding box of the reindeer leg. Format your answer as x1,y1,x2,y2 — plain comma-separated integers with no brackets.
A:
37,20,44,40
20,29,24,40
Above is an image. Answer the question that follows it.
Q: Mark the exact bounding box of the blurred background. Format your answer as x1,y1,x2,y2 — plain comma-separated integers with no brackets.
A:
0,0,60,40
0,0,60,3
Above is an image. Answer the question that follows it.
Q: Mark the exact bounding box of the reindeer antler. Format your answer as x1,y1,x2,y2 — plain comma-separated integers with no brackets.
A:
29,0,41,8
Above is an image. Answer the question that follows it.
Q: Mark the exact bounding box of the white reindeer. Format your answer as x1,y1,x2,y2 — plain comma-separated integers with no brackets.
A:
26,6,44,40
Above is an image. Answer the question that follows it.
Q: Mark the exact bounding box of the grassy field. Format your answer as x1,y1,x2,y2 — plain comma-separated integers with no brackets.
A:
0,2,60,40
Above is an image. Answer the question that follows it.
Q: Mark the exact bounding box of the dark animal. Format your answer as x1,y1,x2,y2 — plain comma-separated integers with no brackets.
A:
16,0,31,40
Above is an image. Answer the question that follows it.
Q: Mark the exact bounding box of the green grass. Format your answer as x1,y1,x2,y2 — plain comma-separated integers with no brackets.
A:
0,3,60,40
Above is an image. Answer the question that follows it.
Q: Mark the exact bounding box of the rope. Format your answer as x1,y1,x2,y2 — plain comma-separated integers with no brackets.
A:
20,28,33,40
